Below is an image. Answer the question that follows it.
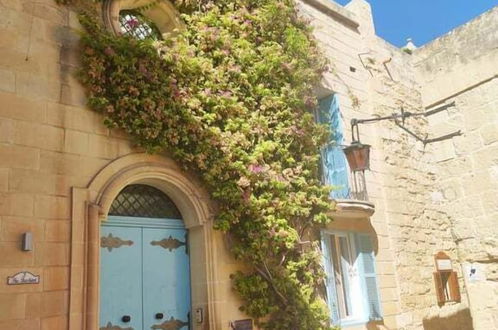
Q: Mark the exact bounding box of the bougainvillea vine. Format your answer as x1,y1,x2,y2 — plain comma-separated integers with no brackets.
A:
70,0,337,328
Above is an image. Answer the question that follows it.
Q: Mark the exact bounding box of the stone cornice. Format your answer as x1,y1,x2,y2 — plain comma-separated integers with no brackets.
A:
300,0,360,30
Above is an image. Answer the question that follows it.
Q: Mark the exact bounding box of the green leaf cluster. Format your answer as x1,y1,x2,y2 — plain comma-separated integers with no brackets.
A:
76,0,337,328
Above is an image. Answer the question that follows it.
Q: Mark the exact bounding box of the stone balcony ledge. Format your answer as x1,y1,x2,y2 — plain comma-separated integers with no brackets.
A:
331,198,375,218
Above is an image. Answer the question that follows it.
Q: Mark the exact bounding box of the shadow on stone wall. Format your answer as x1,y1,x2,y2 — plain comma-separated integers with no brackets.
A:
422,308,473,330
365,321,385,329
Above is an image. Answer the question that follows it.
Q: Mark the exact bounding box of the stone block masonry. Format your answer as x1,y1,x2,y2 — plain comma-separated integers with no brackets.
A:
414,6,498,329
0,0,495,328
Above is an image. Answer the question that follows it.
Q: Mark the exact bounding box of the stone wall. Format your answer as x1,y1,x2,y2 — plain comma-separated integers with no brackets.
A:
0,1,112,328
367,40,468,330
0,1,248,329
301,1,471,329
414,6,498,329
298,1,402,328
0,0,494,329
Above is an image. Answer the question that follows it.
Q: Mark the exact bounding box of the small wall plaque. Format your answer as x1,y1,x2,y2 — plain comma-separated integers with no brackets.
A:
436,259,452,271
7,271,40,285
230,319,253,330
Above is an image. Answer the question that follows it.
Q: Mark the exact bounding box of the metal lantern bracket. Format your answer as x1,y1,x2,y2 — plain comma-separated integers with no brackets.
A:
350,101,462,146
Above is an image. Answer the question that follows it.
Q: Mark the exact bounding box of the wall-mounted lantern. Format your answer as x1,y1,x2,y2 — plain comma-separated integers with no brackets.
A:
341,119,371,200
343,102,462,173
343,141,370,172
343,118,371,172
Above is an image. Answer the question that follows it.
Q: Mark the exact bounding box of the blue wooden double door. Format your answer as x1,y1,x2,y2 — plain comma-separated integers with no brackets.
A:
100,217,191,330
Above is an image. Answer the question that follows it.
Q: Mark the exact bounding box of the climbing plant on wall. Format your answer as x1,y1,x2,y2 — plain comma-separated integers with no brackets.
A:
65,0,337,328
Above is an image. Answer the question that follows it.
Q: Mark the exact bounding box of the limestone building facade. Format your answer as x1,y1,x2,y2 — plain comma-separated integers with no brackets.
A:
0,0,496,329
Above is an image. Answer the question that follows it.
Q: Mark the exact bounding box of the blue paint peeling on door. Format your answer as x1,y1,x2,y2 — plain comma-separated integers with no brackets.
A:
100,216,191,330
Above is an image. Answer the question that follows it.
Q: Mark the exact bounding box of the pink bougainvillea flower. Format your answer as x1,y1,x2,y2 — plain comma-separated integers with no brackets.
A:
126,18,139,29
248,164,265,174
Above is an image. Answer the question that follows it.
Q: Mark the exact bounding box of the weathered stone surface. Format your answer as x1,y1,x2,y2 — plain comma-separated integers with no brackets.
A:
414,6,498,329
0,0,496,329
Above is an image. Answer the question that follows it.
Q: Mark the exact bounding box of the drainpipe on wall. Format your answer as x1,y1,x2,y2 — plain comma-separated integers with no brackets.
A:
450,229,474,321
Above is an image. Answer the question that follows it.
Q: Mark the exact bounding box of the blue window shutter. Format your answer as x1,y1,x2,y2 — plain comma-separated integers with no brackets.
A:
321,233,340,324
318,95,349,199
355,234,383,321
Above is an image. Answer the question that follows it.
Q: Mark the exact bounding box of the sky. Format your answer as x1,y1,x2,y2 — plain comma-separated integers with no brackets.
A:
333,0,498,47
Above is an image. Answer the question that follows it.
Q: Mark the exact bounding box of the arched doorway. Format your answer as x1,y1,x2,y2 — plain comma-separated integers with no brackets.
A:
99,184,191,330
69,154,217,330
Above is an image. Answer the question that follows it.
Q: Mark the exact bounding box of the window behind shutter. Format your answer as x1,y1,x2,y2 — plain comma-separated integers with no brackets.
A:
318,95,350,199
355,234,383,321
321,233,340,324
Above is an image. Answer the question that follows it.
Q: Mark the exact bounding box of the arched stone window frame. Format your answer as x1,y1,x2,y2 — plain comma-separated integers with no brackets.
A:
102,0,183,38
68,153,219,330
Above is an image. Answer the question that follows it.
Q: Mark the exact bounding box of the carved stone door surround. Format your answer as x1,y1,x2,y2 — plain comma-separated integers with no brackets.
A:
68,153,218,330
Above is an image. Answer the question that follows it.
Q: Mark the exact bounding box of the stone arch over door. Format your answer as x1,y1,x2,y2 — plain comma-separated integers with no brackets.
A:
68,153,218,330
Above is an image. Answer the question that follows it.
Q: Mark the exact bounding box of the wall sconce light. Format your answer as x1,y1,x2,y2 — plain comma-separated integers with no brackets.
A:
22,232,33,251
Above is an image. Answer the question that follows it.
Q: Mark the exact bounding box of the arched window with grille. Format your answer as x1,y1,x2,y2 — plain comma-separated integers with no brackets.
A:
118,10,162,40
109,184,182,219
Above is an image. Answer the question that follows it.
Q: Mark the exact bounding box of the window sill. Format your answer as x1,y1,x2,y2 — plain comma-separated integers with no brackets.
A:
338,318,367,328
